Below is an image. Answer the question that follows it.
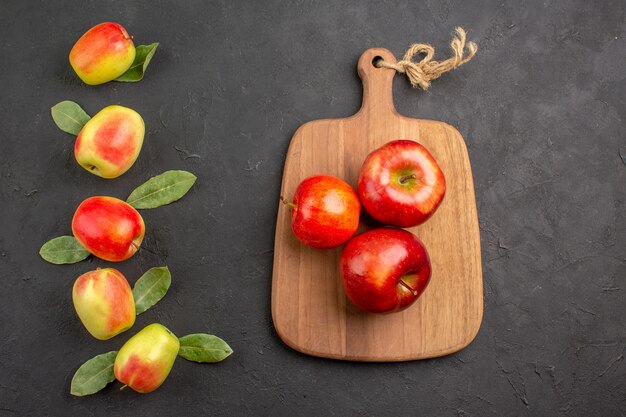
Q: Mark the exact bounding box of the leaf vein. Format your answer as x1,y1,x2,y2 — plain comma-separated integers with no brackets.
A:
55,111,84,126
181,346,228,352
78,363,114,386
134,274,166,306
44,249,88,254
128,178,194,204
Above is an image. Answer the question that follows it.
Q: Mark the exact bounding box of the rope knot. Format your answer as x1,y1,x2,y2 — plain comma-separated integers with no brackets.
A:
377,27,477,90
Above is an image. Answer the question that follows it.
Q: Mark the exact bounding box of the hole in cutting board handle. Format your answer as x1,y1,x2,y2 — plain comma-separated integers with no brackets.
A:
372,56,384,68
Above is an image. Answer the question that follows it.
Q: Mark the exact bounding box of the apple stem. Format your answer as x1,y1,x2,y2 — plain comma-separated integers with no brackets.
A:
399,280,418,296
398,174,417,185
279,195,297,209
119,384,128,391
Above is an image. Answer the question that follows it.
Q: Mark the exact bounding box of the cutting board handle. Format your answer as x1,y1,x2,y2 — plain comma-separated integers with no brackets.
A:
357,48,398,118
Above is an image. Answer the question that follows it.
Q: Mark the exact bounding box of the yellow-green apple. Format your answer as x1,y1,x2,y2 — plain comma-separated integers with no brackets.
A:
114,323,180,393
72,196,145,262
358,140,445,227
286,175,361,249
340,228,431,313
74,105,145,179
72,268,135,340
69,22,136,85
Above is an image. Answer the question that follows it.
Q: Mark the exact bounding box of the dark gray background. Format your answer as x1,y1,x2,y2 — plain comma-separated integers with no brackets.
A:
0,0,624,416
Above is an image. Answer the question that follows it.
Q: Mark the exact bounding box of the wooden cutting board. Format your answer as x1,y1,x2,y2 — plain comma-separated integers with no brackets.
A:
272,48,483,361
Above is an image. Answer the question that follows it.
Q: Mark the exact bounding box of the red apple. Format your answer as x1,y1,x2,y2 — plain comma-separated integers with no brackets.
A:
74,105,145,179
72,268,136,340
340,228,431,313
69,22,136,85
286,175,361,249
72,196,145,262
358,140,445,227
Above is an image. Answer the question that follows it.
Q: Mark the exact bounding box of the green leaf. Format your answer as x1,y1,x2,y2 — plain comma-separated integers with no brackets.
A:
127,170,197,209
132,266,172,315
51,101,91,135
178,334,233,363
115,43,159,82
39,236,90,264
70,351,118,397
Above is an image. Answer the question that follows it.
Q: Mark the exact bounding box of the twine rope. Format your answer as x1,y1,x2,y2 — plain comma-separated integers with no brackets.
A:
377,27,477,90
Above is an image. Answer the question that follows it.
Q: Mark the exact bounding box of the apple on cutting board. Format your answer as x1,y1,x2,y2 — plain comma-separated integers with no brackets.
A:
285,175,361,249
340,228,431,313
358,139,446,228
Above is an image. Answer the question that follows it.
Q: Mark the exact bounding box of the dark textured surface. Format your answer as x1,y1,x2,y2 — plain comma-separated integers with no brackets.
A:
0,1,624,416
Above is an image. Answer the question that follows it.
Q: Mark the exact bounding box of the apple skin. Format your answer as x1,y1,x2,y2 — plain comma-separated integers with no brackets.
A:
114,323,180,393
289,175,361,249
72,196,145,262
74,105,145,179
340,228,431,313
69,22,136,85
72,268,136,340
358,140,446,228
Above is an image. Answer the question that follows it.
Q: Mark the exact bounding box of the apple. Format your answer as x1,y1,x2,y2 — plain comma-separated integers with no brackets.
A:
72,268,135,340
69,22,136,85
114,323,180,393
286,175,361,249
340,228,431,313
74,105,145,179
358,140,446,227
72,196,145,262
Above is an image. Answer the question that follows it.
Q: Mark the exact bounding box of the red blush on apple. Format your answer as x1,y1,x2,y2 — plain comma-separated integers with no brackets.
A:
358,140,446,228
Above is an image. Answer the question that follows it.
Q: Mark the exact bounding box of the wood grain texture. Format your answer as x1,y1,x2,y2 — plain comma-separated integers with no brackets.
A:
272,48,483,361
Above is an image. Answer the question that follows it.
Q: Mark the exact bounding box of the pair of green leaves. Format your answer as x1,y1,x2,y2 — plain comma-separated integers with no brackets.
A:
39,170,197,264
70,334,233,396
